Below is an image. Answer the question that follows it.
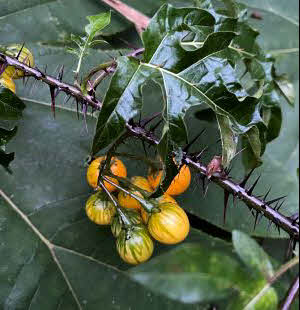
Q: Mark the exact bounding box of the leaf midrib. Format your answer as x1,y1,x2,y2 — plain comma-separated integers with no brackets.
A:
142,62,230,117
0,188,123,310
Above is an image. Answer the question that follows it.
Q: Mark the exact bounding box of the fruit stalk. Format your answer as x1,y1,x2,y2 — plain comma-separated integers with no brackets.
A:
98,180,131,226
102,175,156,213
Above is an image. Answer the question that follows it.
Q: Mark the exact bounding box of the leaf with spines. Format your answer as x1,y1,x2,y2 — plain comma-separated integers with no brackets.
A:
92,2,273,177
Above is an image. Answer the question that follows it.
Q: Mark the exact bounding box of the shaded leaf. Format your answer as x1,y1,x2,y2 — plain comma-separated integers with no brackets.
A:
262,106,282,142
0,126,17,146
0,87,25,120
130,242,276,307
216,114,238,168
0,148,14,169
274,74,295,106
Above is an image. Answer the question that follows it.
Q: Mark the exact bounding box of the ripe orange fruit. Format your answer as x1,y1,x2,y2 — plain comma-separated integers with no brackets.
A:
86,156,127,192
147,202,190,244
148,161,191,196
118,176,152,210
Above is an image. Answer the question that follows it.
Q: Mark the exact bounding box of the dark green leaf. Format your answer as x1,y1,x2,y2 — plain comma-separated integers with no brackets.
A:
0,87,25,120
194,108,216,122
0,148,14,169
0,126,17,146
262,106,282,142
232,230,274,279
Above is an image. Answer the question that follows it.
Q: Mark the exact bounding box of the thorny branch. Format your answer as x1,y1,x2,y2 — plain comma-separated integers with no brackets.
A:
0,52,102,110
126,122,299,241
1,47,299,241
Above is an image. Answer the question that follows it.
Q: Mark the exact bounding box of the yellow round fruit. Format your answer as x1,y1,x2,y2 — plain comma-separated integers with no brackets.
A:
111,209,142,238
86,156,127,191
147,202,190,244
85,192,116,225
148,161,191,196
4,44,35,79
0,72,16,93
118,176,152,210
141,194,177,224
116,225,154,265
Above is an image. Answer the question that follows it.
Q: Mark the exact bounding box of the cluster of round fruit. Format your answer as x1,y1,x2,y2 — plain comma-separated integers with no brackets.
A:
0,44,35,93
85,156,191,265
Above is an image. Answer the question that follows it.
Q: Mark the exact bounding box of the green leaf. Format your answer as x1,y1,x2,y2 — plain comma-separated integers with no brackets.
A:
0,87,25,120
242,126,263,171
216,114,238,168
262,106,282,142
0,126,18,169
130,242,277,307
232,230,274,279
85,12,111,41
92,4,268,159
130,244,241,304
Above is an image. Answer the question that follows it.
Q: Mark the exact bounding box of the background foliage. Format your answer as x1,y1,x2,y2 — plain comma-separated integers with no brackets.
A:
0,0,298,309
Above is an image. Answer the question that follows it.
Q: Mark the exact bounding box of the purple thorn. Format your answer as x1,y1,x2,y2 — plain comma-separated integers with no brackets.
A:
223,190,230,225
49,85,56,118
183,128,206,153
253,211,260,231
239,168,256,188
16,42,25,60
247,174,261,196
266,195,287,206
140,112,162,128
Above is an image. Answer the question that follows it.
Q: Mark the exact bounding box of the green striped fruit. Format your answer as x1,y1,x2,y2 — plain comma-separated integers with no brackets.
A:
147,202,189,244
116,225,154,265
4,44,35,79
85,192,116,225
111,209,143,238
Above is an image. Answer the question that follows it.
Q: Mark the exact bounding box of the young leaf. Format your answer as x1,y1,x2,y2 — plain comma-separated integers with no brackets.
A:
85,12,111,41
232,230,274,279
70,11,111,77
